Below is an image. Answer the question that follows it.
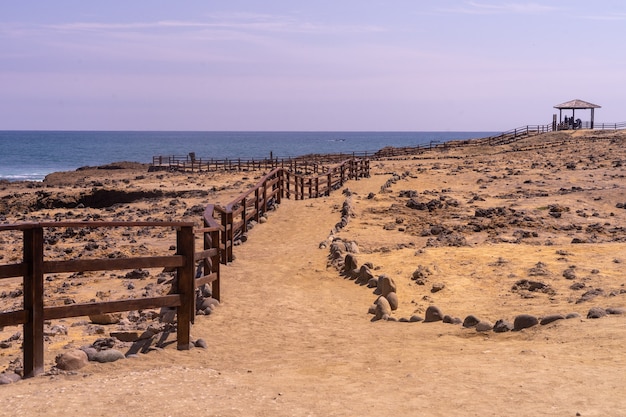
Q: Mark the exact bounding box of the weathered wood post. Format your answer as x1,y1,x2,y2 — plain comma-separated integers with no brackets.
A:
23,225,44,378
176,225,194,350
327,173,332,195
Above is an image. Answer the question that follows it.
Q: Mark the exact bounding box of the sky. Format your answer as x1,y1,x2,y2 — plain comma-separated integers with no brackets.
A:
1,1,625,131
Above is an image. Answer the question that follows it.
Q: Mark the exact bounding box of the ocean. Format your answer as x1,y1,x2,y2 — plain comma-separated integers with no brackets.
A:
0,131,496,182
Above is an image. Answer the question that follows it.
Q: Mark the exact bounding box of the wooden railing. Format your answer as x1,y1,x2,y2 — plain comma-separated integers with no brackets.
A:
0,221,221,378
151,154,370,174
204,158,370,264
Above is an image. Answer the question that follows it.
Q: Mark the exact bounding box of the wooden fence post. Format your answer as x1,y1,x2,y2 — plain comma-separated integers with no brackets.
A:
23,226,44,377
176,225,194,350
327,173,332,195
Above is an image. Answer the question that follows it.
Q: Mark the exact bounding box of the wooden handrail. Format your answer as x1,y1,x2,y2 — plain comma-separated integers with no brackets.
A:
0,221,222,378
204,158,369,264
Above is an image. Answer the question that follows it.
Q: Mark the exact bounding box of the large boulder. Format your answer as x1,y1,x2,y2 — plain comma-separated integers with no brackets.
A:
55,349,89,371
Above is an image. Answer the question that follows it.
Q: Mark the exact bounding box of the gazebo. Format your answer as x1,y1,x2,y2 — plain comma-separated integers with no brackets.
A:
554,99,601,130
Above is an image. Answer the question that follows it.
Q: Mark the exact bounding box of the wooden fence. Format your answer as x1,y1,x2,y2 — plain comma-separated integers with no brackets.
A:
0,157,366,378
204,158,370,264
0,221,220,378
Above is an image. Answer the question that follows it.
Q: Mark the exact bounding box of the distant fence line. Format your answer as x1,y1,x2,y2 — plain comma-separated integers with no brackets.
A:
152,121,626,172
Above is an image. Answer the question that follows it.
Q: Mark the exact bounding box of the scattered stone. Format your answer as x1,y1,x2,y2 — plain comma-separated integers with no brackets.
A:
576,288,604,304
194,339,208,348
55,349,89,371
89,313,122,325
411,265,432,285
493,319,513,333
356,265,375,285
587,307,607,319
562,268,577,280
385,292,399,311
367,276,379,288
606,307,626,315
343,253,358,278
424,305,444,322
443,315,462,325
475,321,493,332
0,373,21,385
110,331,142,342
374,296,392,321
565,312,582,319
512,279,555,295
92,349,126,363
378,275,397,297
409,315,424,323
431,282,445,293
540,314,565,325
462,315,480,328
513,314,539,331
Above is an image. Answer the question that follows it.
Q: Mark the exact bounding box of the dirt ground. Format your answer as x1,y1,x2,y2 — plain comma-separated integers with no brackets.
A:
1,130,626,416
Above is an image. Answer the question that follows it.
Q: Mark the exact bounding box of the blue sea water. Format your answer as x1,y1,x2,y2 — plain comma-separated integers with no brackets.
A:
0,131,496,182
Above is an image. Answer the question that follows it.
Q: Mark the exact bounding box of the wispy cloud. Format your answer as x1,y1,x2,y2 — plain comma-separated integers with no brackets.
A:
42,13,384,36
439,1,560,15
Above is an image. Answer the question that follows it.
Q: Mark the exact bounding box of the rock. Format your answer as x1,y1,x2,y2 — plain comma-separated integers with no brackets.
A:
463,315,480,328
606,307,626,315
576,288,604,304
374,296,392,321
80,346,98,361
587,307,607,319
565,312,582,319
424,305,444,322
198,297,220,311
475,321,493,332
513,314,539,331
493,319,513,333
92,349,126,363
540,314,565,325
385,292,399,311
110,331,142,342
367,276,379,289
563,268,577,280
378,275,397,297
0,373,21,384
343,253,358,277
409,315,424,322
443,315,462,324
194,339,208,348
159,307,177,323
89,313,122,325
431,282,445,293
356,265,375,285
55,349,89,371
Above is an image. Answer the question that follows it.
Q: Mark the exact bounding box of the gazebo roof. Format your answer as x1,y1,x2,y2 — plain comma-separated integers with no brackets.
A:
554,99,601,109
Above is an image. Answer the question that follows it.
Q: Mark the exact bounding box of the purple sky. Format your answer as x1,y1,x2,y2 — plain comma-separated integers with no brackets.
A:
1,1,624,131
